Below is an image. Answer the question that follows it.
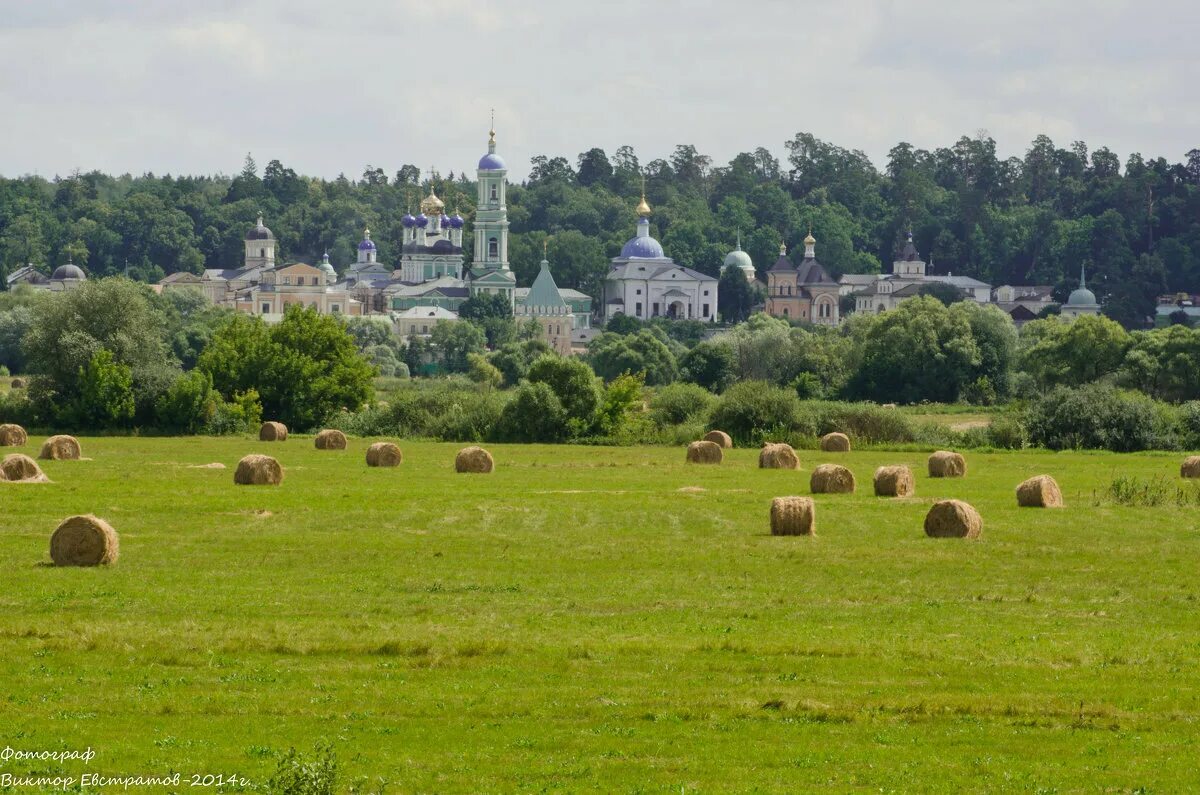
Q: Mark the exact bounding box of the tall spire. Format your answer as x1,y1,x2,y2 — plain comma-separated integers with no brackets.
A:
1079,263,1087,290
735,230,742,250
488,109,497,154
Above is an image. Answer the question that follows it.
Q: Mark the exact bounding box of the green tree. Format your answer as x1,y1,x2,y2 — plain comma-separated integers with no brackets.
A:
63,349,135,429
679,340,736,393
1020,314,1132,387
430,321,486,373
198,306,375,430
847,296,981,403
526,354,601,433
718,267,756,323
587,330,679,385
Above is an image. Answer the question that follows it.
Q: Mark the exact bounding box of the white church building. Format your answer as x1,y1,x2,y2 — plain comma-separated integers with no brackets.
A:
601,193,718,323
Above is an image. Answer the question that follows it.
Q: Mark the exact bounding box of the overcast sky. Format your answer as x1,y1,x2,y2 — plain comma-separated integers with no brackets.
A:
0,0,1196,182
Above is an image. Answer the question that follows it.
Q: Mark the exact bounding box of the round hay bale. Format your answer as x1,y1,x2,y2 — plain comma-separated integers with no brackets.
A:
924,499,983,539
2,453,47,482
758,443,799,470
0,423,27,446
50,515,119,567
928,450,967,478
1181,456,1200,479
702,430,733,449
314,429,348,450
259,421,288,442
1016,475,1062,507
873,465,915,497
770,496,815,536
810,463,856,494
366,442,403,467
234,454,283,486
11,378,25,389
820,432,851,452
39,435,80,461
455,446,494,474
686,440,723,465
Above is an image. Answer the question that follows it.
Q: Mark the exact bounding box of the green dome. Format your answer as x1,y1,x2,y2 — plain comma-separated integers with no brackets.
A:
1067,286,1097,306
723,248,753,271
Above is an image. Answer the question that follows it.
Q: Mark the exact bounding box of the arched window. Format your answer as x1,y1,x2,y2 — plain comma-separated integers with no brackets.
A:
489,183,498,200
488,238,498,259
782,307,789,318
260,248,265,258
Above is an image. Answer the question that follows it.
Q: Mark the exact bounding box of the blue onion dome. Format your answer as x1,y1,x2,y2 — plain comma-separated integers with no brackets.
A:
440,214,450,227
620,233,665,259
357,227,376,250
448,213,465,229
478,152,506,171
415,213,429,228
401,212,416,228
245,214,274,241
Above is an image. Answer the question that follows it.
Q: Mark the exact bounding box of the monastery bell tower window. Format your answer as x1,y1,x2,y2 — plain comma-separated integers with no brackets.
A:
488,238,498,259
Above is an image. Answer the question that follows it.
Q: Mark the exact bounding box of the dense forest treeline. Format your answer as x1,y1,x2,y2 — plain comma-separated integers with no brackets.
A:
2,133,1199,327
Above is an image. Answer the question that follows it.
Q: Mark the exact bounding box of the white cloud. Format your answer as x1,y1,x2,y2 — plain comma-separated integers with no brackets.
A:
0,0,1195,180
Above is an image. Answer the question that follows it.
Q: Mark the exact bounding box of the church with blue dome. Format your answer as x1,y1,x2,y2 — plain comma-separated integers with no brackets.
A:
601,192,718,323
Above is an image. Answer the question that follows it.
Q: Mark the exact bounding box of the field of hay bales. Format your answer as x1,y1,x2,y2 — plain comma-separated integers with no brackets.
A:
1,437,1199,791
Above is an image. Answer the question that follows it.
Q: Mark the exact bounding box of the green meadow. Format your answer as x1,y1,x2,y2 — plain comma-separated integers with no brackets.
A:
1,437,1198,792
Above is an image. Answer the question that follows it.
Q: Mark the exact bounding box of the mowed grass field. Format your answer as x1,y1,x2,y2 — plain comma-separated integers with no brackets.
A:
2,437,1199,792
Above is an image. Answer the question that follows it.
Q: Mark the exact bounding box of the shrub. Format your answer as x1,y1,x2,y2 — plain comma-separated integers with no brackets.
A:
987,414,1028,449
428,389,506,442
1026,384,1177,452
708,381,812,444
493,381,569,443
649,382,715,427
803,401,919,444
0,365,8,377
594,372,645,437
1178,401,1200,450
268,743,338,795
203,389,263,435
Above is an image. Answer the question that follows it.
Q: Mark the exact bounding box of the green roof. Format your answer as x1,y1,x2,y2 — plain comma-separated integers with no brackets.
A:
525,259,568,310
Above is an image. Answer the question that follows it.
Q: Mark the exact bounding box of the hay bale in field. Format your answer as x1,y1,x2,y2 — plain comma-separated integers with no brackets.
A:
0,423,27,446
758,443,799,470
11,378,25,389
39,435,80,461
455,446,494,474
50,514,119,567
770,496,815,536
314,429,347,450
810,463,856,494
873,465,915,497
1182,456,1200,479
820,432,851,452
2,453,48,482
366,442,403,467
686,440,723,464
259,421,288,442
928,450,967,478
1016,475,1062,507
234,454,283,486
881,402,897,409
924,499,983,539
702,430,733,449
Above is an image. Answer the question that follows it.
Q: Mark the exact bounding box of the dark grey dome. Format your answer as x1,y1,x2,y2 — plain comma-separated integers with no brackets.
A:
245,215,274,241
52,264,86,280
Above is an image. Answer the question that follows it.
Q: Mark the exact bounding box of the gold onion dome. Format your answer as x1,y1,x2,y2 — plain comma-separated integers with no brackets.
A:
420,189,444,215
804,231,816,245
636,193,652,217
